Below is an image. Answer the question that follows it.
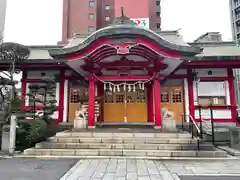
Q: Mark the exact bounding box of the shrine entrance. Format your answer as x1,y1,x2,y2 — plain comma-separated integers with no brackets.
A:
160,85,184,124
103,82,147,123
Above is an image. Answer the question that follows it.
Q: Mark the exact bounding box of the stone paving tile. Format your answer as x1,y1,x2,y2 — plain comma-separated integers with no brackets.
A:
163,160,240,175
60,159,240,180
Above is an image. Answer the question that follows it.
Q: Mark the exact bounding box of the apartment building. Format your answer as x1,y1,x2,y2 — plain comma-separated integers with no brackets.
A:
230,0,240,40
60,0,161,43
0,0,7,41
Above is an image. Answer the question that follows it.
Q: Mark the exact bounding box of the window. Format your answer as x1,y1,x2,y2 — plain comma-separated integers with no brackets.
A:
172,89,182,103
105,16,110,21
195,81,226,106
89,1,95,7
156,23,160,29
161,92,169,103
88,26,95,34
69,88,88,103
105,5,110,10
156,12,160,17
89,13,95,20
156,1,160,6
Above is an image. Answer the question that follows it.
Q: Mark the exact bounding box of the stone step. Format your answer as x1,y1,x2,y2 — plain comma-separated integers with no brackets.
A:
47,137,197,144
35,142,215,151
55,132,191,138
23,148,227,157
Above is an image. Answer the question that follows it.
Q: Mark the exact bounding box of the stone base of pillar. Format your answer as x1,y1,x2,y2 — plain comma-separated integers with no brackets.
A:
154,126,162,129
73,118,87,129
88,126,96,129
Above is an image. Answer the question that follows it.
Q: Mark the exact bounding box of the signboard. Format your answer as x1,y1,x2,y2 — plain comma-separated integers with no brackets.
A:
196,82,225,96
131,18,149,29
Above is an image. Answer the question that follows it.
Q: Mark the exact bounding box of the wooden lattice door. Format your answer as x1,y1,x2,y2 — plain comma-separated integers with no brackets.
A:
161,85,184,124
68,87,88,121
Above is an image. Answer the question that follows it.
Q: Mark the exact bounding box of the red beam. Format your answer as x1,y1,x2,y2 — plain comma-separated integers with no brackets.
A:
97,75,153,81
182,60,240,68
99,60,150,68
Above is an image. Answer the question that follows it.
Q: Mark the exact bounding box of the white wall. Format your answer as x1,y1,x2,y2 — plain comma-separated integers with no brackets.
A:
193,68,228,77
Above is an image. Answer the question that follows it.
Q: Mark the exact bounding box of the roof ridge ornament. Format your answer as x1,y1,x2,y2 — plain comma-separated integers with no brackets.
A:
111,7,137,26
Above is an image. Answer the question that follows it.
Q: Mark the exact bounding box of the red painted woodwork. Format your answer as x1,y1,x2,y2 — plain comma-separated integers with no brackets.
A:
88,75,95,127
97,75,153,81
147,83,154,123
153,79,162,128
0,63,66,70
67,38,182,61
97,83,104,123
23,106,61,111
195,118,236,122
57,69,65,124
182,60,240,68
20,71,27,111
187,69,195,119
195,105,235,109
227,68,237,124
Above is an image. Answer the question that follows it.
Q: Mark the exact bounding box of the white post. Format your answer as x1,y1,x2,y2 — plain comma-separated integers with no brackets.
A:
9,115,17,156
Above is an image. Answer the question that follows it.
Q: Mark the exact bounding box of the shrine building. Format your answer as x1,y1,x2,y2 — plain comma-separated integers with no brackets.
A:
8,15,240,129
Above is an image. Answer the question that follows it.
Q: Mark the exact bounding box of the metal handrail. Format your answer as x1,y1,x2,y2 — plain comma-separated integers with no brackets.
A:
181,114,202,150
188,114,201,134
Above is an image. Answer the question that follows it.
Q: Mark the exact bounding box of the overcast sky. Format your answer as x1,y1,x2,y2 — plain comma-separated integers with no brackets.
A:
4,0,232,45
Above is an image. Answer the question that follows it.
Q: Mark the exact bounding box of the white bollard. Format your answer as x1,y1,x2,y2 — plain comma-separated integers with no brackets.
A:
9,115,17,156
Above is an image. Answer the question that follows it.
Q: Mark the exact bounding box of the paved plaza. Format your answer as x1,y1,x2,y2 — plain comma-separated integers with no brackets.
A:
0,157,240,180
0,158,78,180
60,159,240,180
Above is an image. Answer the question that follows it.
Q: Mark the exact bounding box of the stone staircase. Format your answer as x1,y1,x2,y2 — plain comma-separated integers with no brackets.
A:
23,131,228,158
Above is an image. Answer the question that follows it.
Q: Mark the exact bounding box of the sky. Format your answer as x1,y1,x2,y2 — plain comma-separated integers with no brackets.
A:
4,0,232,44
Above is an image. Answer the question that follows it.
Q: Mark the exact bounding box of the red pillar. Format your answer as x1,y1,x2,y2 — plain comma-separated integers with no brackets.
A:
153,79,162,128
228,68,237,125
57,69,65,124
20,71,27,111
187,69,195,119
97,83,104,123
147,83,154,123
88,75,95,128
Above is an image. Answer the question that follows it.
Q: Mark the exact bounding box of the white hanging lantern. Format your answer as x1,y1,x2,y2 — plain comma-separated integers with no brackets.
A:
104,83,106,90
113,85,116,92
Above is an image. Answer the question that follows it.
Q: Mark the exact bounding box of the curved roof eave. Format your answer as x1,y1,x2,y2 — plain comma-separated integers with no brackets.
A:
49,25,203,58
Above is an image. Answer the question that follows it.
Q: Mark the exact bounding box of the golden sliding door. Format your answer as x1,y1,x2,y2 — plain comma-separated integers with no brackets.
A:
103,85,147,123
126,87,147,123
103,87,125,123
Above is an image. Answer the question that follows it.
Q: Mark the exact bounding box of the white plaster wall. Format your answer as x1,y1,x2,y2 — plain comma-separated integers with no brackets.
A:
194,109,232,119
193,68,228,77
26,70,60,79
184,78,189,122
63,80,69,123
